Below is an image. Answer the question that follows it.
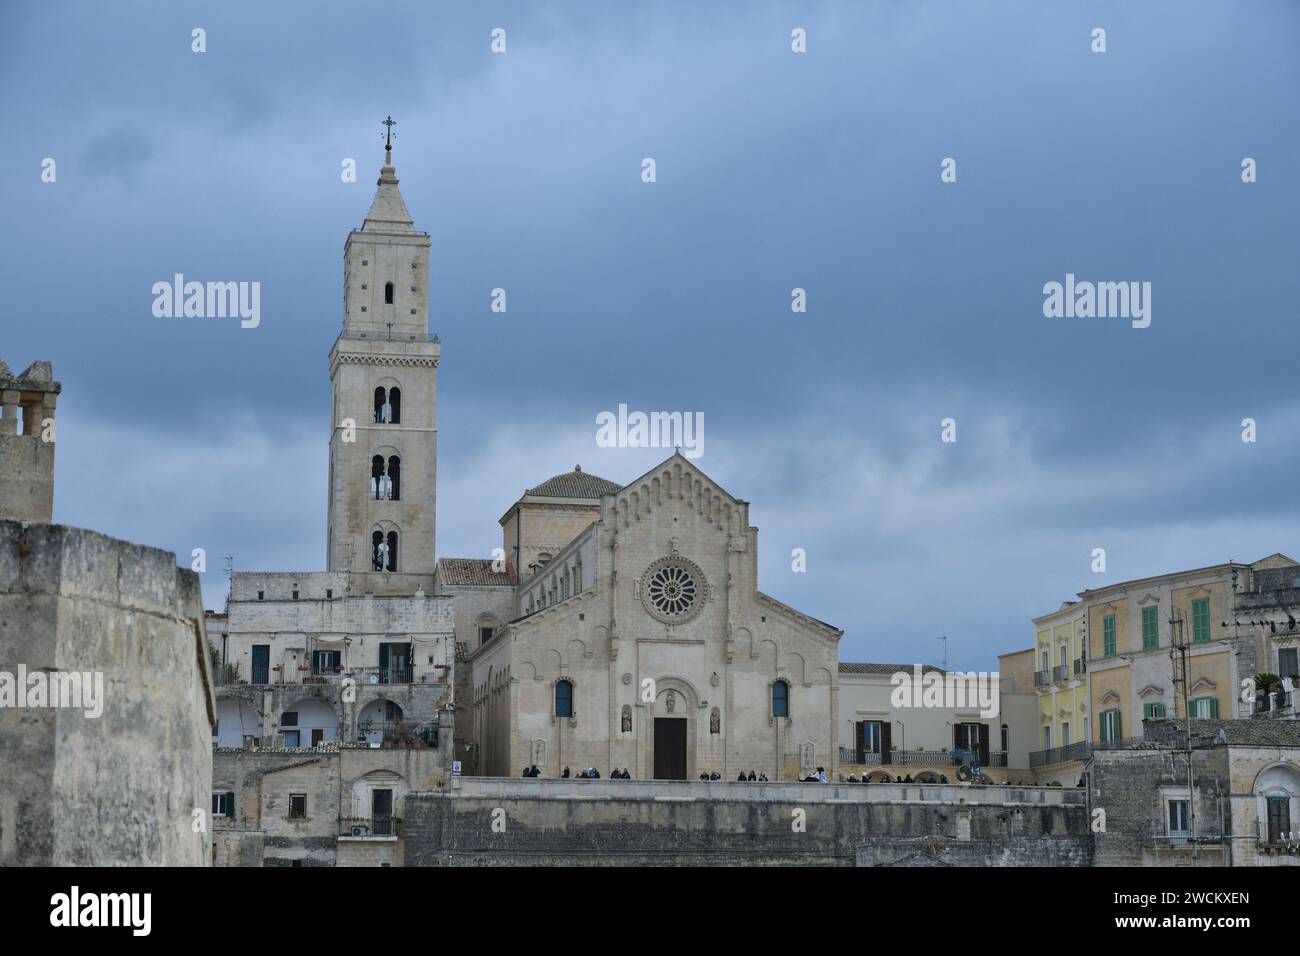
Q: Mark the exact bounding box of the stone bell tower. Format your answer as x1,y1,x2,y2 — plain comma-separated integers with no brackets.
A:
327,118,439,588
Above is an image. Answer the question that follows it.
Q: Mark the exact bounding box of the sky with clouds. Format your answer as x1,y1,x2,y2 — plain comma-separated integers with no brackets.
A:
2,1,1298,670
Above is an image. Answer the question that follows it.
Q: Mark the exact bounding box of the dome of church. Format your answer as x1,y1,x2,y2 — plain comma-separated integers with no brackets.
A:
524,465,622,499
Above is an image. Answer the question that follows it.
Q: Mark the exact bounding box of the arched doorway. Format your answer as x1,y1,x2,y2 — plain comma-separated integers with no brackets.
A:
646,679,699,780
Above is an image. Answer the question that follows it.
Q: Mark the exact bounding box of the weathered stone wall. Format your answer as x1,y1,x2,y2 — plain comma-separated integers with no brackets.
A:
1090,747,1231,866
403,778,1090,866
0,521,215,865
213,746,449,866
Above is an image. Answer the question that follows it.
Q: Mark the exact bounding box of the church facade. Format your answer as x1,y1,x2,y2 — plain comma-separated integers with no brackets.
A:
460,456,844,781
210,132,844,803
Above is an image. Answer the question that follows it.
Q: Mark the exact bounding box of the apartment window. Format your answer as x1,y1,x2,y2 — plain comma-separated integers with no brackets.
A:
312,650,340,675
1143,701,1166,719
859,720,882,755
1278,647,1299,680
1142,605,1159,650
1191,696,1218,718
281,712,298,727
1100,708,1121,743
772,680,790,718
1103,615,1116,657
555,679,573,719
288,794,307,819
1061,722,1070,746
212,791,235,817
1267,796,1291,845
1167,798,1191,837
1192,597,1210,643
1043,726,1052,750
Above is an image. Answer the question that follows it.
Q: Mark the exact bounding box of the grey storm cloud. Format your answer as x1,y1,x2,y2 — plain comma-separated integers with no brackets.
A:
1,0,1298,668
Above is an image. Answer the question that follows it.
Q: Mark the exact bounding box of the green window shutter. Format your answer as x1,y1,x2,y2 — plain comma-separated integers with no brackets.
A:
1103,615,1116,657
1192,598,1210,643
1142,606,1158,650
1209,697,1219,718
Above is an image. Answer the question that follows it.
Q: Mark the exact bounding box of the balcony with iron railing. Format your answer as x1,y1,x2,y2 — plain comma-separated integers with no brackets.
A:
1052,664,1070,683
216,662,450,687
1073,657,1086,676
1254,690,1295,719
1034,670,1050,688
1028,740,1092,768
838,748,1007,768
339,816,401,839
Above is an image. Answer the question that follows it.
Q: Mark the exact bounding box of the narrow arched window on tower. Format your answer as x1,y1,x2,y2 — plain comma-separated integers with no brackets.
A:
387,456,401,501
388,387,400,424
371,530,384,571
374,387,388,424
386,531,399,572
371,455,385,500
384,282,394,305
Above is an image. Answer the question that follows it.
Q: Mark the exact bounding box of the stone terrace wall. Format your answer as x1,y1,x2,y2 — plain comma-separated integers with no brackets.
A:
404,778,1091,866
0,521,215,865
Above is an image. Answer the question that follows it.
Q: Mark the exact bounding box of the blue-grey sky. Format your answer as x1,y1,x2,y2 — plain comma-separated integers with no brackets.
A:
3,1,1298,670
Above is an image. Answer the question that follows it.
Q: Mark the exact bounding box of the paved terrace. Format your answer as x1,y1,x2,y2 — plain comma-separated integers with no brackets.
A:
439,776,1085,806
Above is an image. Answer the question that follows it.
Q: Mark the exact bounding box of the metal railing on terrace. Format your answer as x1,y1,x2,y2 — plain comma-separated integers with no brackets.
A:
838,748,1007,768
215,664,449,687
1034,670,1050,688
340,816,401,838
1028,740,1092,768
1052,664,1070,682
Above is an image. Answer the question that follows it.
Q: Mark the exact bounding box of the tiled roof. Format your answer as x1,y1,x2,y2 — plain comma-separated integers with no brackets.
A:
838,662,946,676
438,558,515,587
525,466,621,499
1145,718,1300,748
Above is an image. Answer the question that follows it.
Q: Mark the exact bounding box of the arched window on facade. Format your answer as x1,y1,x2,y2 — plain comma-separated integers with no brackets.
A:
371,530,385,571
371,455,385,500
555,679,573,718
386,531,398,572
388,387,400,424
384,281,394,304
771,680,790,718
387,456,401,501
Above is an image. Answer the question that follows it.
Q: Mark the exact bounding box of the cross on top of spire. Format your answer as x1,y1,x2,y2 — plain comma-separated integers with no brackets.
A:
382,115,396,160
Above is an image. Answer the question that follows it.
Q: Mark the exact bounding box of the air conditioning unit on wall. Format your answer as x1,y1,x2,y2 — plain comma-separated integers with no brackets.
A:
351,824,371,837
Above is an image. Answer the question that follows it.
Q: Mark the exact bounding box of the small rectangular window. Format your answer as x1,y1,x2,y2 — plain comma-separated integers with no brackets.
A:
292,590,299,600
326,589,333,600
288,794,306,819
257,591,264,601
281,712,298,727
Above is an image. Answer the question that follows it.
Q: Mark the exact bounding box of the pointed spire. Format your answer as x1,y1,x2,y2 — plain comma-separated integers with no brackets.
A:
362,115,415,233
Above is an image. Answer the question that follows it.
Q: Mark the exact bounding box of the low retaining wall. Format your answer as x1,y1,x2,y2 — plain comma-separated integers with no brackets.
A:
402,777,1091,866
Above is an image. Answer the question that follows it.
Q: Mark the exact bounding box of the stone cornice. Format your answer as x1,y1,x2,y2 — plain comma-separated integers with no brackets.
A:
335,353,440,369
